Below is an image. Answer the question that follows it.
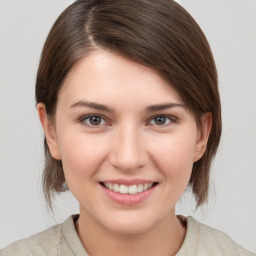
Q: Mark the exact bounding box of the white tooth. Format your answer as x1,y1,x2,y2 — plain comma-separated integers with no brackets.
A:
143,183,149,191
113,184,119,192
137,184,143,193
129,185,138,194
120,184,128,194
106,183,153,193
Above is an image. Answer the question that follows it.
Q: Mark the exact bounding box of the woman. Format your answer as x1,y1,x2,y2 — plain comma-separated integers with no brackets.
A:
1,0,254,255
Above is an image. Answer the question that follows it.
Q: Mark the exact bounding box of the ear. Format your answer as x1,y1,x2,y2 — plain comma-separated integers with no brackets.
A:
37,103,61,160
194,112,212,162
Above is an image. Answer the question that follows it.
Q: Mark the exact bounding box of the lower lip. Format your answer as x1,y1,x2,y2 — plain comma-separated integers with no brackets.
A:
100,184,156,205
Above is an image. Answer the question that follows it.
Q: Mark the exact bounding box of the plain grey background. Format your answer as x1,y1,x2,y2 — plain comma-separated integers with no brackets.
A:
0,0,255,252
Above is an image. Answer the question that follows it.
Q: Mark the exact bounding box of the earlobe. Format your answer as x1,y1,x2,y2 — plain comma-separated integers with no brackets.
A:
194,113,212,161
37,103,61,160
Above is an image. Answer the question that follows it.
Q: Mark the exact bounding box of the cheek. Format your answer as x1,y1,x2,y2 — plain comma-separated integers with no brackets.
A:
150,134,196,181
57,130,109,185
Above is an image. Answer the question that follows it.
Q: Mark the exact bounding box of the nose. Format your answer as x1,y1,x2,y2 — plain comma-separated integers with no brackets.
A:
108,125,148,172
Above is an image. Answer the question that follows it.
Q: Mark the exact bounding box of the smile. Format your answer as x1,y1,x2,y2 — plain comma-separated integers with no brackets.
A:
102,182,155,195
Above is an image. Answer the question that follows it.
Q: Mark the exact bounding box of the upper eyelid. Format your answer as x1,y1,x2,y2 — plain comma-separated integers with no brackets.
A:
79,114,108,122
147,114,177,123
78,113,177,125
79,115,110,128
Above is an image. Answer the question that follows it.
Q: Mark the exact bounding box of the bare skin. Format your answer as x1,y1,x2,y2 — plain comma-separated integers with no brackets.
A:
38,50,211,256
75,208,185,256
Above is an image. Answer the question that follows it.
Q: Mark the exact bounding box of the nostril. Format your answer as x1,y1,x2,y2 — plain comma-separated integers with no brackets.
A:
108,132,148,171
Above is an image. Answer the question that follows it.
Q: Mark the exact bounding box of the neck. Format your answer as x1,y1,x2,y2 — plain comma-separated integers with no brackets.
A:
75,208,186,256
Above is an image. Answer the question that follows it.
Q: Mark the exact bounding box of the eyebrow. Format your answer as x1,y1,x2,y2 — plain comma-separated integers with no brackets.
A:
70,101,114,112
145,103,186,112
70,100,185,113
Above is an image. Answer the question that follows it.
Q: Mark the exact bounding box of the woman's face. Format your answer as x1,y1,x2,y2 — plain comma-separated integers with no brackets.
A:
39,50,210,235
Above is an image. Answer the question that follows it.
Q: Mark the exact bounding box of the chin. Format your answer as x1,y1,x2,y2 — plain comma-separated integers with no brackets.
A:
100,211,161,235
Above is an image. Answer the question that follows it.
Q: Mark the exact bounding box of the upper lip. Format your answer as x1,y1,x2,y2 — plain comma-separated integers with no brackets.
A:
100,179,157,186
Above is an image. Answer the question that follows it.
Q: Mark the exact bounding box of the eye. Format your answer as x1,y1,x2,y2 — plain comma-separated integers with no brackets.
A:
80,115,107,127
148,115,174,126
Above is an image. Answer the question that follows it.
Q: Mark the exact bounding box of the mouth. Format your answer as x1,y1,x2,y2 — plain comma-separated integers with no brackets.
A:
100,182,158,195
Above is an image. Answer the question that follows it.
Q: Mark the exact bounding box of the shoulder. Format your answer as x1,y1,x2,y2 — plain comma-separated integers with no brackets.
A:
193,217,254,255
0,225,59,256
177,216,255,256
0,215,78,256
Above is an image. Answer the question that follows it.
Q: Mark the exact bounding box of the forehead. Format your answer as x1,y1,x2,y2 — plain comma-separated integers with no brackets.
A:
58,50,184,108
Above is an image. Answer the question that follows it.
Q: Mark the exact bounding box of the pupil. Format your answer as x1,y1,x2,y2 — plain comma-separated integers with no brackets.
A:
90,116,101,125
155,116,166,125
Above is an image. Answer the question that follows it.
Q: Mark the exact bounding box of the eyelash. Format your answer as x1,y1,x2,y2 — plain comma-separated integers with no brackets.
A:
79,114,177,128
79,114,109,128
147,115,177,126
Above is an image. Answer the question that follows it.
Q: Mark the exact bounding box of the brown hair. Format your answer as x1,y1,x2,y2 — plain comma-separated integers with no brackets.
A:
36,0,221,208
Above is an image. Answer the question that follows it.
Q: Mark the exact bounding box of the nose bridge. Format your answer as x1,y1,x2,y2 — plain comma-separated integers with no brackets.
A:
109,122,147,171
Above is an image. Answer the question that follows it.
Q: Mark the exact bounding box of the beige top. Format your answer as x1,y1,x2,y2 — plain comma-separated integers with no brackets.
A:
0,215,255,256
